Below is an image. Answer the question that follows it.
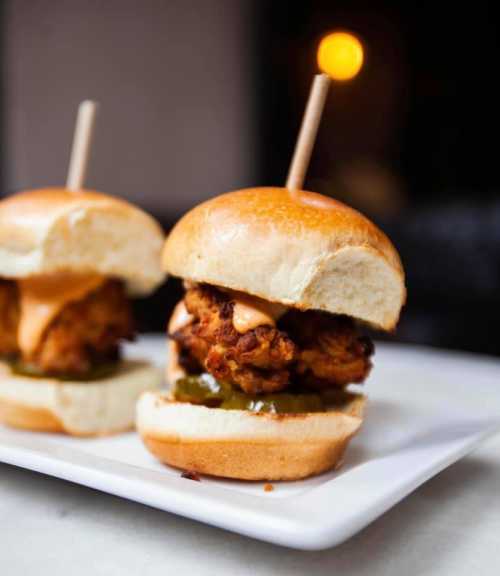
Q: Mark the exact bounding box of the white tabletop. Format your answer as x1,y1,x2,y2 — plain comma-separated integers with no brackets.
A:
2,348,500,575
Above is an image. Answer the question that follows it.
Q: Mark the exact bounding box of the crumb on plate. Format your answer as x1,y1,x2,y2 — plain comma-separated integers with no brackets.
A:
181,470,201,482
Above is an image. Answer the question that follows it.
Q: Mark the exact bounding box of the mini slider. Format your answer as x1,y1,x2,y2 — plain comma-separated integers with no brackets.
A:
0,101,165,436
137,33,405,480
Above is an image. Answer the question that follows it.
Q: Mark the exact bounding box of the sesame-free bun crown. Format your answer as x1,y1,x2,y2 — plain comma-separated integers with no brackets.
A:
162,187,405,330
0,188,165,295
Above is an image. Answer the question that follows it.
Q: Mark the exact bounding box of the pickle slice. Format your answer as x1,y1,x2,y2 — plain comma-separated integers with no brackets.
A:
10,360,118,382
174,373,233,405
174,374,325,413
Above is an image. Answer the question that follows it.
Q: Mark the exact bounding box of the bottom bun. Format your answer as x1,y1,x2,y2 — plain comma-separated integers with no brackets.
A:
0,360,162,436
137,391,365,480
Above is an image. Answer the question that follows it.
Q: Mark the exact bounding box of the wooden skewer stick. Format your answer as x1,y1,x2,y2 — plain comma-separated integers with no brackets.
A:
66,100,99,191
286,74,331,191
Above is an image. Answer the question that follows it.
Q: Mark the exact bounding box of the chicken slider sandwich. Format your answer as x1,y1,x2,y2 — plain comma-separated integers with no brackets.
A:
0,188,165,436
137,187,405,480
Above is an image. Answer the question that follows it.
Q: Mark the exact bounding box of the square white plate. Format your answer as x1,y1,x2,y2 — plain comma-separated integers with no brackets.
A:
0,336,499,550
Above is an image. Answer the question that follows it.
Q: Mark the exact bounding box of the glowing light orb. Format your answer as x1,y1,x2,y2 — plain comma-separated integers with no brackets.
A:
317,31,364,81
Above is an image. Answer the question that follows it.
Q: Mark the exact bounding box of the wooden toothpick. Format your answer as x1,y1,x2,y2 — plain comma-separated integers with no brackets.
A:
66,100,99,192
286,74,330,192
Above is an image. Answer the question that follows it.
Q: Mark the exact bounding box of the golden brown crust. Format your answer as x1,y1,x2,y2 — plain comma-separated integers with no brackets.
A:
0,187,130,217
164,187,401,268
162,187,405,330
0,397,135,436
25,279,133,376
171,285,373,393
0,398,64,432
0,279,19,356
142,435,352,480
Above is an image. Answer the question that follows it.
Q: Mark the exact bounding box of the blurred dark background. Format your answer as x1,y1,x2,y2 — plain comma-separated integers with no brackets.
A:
1,0,499,355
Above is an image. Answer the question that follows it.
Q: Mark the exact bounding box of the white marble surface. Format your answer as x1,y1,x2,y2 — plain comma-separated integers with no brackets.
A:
1,432,499,574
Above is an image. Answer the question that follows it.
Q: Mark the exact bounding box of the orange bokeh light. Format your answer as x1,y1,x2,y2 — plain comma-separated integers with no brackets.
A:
317,31,364,81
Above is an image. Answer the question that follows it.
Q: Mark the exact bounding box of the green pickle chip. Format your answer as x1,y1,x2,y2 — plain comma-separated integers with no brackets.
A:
174,373,234,406
10,360,118,382
174,373,326,414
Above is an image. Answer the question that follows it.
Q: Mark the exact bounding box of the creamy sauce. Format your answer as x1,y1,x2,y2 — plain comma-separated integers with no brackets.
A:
18,273,105,354
166,340,185,386
166,300,195,385
168,300,194,333
226,290,287,333
165,293,286,383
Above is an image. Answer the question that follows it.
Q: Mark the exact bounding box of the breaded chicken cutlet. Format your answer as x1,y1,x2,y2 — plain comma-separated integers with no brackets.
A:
170,284,373,394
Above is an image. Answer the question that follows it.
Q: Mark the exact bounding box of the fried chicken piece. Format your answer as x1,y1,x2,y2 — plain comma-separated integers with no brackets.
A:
283,311,373,389
204,329,294,394
171,285,296,393
25,280,134,375
0,279,19,358
171,284,373,394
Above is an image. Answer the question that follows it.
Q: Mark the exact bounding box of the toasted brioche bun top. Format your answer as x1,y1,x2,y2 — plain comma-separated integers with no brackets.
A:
0,188,165,295
162,187,405,330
